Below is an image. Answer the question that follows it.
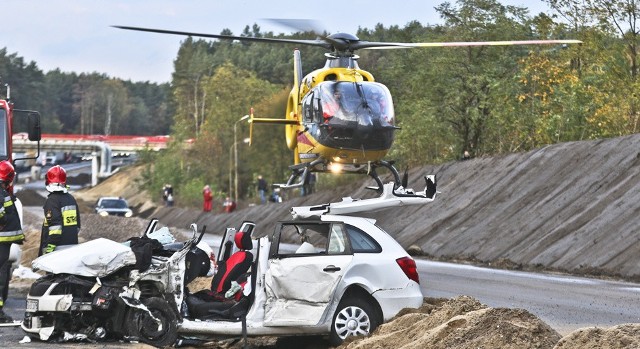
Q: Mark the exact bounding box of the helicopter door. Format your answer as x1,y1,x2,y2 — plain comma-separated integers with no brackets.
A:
263,221,352,327
302,92,314,123
301,90,323,125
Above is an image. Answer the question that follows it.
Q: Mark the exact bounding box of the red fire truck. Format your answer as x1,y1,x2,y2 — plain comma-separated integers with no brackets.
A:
0,84,41,172
0,83,41,297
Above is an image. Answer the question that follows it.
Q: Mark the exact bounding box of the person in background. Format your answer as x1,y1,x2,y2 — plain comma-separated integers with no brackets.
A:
163,184,174,207
257,175,268,204
301,172,316,196
162,183,169,206
223,196,236,213
0,161,23,323
203,185,213,212
40,165,81,256
270,187,283,203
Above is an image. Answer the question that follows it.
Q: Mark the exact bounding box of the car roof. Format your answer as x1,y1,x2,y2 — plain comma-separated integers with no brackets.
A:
97,197,128,204
320,214,376,225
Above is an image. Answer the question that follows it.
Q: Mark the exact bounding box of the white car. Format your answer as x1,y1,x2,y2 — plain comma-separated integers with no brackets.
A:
22,180,436,346
254,213,424,344
94,196,133,217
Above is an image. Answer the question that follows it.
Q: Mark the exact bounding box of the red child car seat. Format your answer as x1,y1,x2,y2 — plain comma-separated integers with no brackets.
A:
186,223,255,320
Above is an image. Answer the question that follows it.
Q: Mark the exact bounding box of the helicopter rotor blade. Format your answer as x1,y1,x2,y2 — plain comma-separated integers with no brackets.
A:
341,39,583,51
385,39,583,49
112,25,332,49
114,25,582,54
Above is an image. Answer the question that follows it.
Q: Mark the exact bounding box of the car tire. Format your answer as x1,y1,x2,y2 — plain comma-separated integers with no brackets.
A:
126,297,178,347
329,296,381,346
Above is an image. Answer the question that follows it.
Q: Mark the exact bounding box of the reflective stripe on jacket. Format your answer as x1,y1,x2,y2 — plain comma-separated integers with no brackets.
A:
0,187,24,243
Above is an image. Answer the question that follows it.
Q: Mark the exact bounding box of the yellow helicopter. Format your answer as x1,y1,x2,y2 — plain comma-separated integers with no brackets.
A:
114,24,580,197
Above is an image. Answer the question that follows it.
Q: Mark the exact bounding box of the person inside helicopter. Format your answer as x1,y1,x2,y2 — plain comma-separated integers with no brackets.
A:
308,81,395,150
321,85,345,123
317,81,394,128
369,88,393,127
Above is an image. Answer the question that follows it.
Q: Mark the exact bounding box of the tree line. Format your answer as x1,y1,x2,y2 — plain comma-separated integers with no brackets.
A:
3,0,640,208
0,49,174,136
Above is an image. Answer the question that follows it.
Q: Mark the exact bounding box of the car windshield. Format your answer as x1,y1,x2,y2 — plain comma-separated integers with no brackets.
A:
100,199,127,209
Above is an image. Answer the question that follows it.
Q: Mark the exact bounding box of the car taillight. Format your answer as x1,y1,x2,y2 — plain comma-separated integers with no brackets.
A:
396,257,419,284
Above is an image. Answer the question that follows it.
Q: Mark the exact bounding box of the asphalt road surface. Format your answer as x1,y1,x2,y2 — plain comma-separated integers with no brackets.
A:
1,259,639,347
419,260,640,335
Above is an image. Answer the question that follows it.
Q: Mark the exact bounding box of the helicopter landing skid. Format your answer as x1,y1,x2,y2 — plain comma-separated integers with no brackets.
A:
275,158,405,193
365,160,402,193
275,158,325,190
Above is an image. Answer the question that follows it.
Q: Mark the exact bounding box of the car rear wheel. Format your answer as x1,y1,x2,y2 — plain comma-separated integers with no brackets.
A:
329,296,381,346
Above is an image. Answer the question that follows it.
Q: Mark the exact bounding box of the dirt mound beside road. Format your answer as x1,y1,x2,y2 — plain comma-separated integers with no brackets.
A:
75,165,156,216
15,188,46,207
339,296,562,349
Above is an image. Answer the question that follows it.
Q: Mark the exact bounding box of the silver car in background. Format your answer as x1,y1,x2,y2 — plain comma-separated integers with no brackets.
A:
94,196,133,217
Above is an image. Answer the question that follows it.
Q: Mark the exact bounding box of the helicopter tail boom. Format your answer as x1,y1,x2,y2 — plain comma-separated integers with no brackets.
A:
248,108,299,146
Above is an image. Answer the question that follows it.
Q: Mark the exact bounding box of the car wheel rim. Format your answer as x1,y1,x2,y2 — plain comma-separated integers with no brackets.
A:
137,309,167,340
334,305,371,339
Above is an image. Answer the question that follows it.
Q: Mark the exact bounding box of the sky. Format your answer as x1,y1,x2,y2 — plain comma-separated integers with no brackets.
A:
1,0,551,84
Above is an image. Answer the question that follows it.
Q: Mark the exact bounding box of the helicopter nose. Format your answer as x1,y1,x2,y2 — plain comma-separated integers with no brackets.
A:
354,121,374,139
358,114,374,128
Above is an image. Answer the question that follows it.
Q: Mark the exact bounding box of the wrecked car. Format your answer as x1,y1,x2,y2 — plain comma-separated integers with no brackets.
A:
22,180,436,346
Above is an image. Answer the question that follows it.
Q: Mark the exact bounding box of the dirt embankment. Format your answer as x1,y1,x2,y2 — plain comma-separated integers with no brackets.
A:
14,133,640,348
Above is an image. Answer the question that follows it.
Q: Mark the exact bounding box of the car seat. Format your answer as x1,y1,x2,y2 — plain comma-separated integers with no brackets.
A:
210,230,253,296
186,229,253,320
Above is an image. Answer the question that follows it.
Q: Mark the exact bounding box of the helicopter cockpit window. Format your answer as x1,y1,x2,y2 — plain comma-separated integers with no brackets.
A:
304,81,396,151
317,81,394,128
302,93,314,123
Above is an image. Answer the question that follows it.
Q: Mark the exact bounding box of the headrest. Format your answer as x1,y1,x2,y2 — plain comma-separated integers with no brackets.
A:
234,231,253,250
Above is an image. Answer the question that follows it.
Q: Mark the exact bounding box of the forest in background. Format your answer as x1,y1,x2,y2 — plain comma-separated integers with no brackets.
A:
0,50,174,136
2,0,640,207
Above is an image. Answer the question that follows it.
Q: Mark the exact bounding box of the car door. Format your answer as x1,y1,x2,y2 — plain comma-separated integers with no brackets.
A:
263,221,353,327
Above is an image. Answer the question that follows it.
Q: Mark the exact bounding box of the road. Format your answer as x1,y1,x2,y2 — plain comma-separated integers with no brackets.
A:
419,260,640,335
17,158,133,193
2,257,639,346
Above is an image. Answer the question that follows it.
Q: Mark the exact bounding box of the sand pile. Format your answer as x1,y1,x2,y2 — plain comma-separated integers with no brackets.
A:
339,296,561,349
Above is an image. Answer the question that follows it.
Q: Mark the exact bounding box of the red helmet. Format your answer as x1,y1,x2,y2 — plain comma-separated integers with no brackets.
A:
46,165,67,186
0,161,15,183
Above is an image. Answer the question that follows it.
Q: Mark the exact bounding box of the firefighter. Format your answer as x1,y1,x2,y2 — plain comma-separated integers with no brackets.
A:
0,161,23,323
40,165,81,256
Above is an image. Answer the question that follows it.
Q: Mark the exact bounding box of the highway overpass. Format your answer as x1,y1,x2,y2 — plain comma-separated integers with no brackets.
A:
12,133,169,185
